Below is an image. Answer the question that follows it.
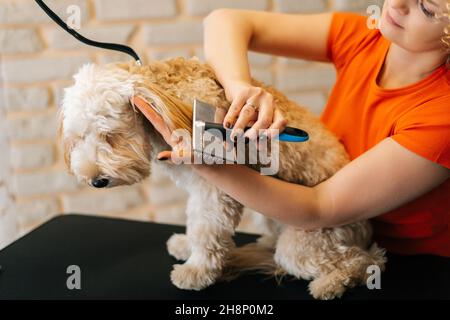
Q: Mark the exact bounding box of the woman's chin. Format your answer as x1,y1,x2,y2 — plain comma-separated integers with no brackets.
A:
379,19,399,42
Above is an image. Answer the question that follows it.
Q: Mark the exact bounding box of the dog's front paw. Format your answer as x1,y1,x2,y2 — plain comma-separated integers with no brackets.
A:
170,263,219,290
167,233,191,261
308,274,347,300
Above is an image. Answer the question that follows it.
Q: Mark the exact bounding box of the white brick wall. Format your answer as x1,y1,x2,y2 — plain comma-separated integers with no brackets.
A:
15,198,59,230
0,28,43,54
186,0,269,16
45,25,136,50
0,0,377,246
275,0,327,13
94,0,177,21
0,91,19,249
333,0,384,12
62,185,145,215
0,0,90,24
287,91,328,115
2,55,92,83
144,21,204,45
276,63,337,91
10,143,55,169
7,113,57,141
13,170,80,196
3,87,49,112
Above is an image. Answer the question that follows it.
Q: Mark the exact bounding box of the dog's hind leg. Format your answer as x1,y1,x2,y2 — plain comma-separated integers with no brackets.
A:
170,186,243,290
274,227,386,299
308,245,387,300
273,227,315,280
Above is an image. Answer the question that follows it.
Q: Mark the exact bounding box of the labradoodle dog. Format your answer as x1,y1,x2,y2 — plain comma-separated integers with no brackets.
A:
59,57,386,299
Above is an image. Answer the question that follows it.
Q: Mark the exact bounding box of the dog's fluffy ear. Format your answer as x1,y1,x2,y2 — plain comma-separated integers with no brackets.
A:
57,109,74,172
133,81,193,135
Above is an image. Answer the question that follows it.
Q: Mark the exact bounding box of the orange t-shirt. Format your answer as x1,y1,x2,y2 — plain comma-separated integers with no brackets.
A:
321,12,450,257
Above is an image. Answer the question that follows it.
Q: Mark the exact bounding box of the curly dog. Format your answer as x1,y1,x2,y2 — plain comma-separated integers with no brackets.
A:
59,57,386,299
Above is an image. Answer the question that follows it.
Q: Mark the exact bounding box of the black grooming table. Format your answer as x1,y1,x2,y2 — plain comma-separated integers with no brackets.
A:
0,214,449,300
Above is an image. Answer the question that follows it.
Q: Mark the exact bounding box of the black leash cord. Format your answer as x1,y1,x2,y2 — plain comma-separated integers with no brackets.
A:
34,0,142,65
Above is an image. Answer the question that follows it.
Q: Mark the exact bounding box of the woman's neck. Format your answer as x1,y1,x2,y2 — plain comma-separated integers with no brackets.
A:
377,43,447,89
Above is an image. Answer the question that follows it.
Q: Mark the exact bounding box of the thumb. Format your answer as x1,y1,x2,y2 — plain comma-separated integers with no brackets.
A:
157,150,172,161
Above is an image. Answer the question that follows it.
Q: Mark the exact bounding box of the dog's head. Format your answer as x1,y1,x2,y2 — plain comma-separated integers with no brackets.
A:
59,63,151,188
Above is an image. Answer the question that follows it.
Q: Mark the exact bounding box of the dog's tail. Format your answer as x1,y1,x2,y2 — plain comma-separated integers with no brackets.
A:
221,241,387,284
221,240,287,283
367,242,388,272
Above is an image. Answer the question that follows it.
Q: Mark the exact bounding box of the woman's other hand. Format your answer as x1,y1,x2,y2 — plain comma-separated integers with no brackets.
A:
224,80,287,141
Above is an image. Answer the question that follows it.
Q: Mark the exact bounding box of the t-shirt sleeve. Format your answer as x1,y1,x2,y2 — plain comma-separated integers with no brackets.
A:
391,101,450,169
326,12,373,70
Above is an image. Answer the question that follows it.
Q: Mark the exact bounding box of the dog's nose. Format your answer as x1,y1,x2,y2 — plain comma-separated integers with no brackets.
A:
91,178,109,188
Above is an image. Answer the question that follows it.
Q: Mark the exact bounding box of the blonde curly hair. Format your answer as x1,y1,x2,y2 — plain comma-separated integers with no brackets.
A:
444,1,450,68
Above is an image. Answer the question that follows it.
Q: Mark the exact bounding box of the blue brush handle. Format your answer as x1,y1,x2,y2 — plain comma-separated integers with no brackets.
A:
204,122,309,143
275,126,309,142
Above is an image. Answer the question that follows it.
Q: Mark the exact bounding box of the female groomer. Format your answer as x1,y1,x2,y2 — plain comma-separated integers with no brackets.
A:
133,0,450,257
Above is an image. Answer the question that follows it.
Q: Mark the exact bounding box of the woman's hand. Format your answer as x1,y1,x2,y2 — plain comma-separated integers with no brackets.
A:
224,80,288,141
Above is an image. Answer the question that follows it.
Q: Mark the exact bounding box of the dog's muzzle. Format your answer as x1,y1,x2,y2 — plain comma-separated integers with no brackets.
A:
91,177,109,188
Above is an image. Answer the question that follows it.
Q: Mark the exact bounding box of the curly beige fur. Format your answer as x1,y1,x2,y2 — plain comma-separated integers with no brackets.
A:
60,56,386,299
